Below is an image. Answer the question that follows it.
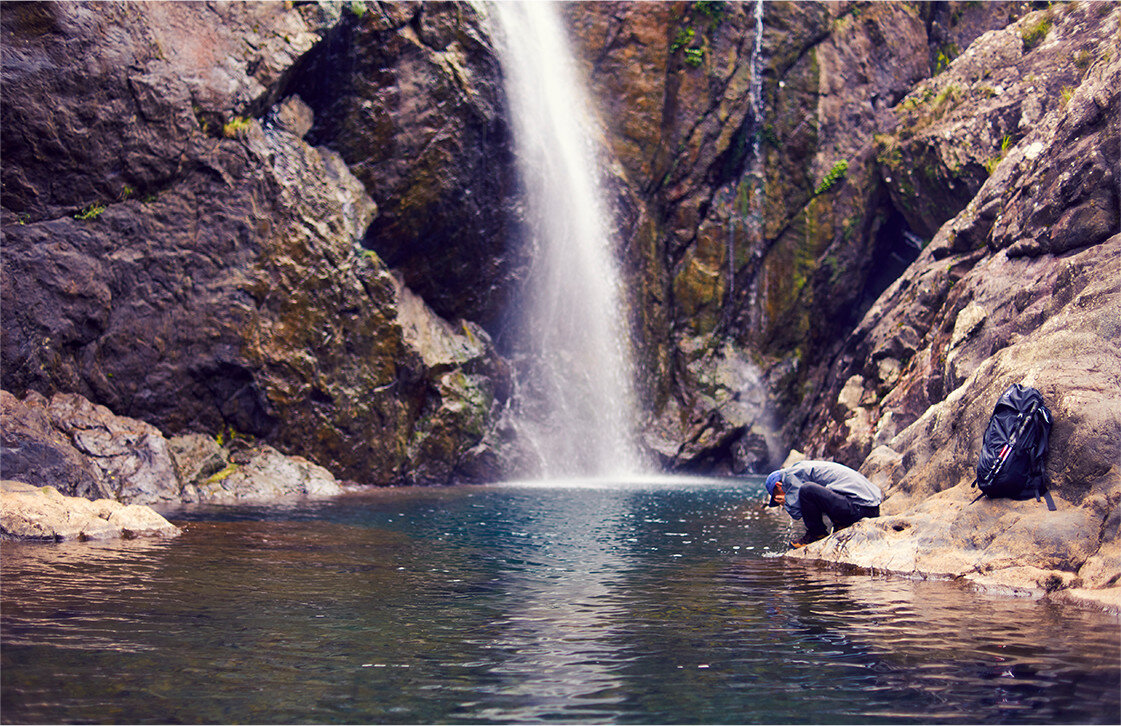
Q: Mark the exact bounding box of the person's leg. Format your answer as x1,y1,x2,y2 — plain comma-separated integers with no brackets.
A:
834,503,879,530
796,483,843,541
798,483,860,539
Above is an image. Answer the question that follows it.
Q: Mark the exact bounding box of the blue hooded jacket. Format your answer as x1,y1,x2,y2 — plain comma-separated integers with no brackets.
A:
766,460,883,521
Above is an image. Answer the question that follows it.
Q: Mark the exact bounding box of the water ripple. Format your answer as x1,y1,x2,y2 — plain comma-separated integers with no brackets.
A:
3,482,1118,724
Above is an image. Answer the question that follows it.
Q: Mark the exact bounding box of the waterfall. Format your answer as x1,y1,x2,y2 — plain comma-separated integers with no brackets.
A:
491,1,644,479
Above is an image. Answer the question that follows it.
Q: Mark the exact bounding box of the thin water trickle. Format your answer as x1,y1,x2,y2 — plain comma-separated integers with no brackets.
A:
490,1,644,479
749,0,766,165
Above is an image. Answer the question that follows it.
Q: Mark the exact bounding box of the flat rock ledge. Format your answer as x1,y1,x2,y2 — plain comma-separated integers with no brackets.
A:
784,485,1121,614
1,480,180,542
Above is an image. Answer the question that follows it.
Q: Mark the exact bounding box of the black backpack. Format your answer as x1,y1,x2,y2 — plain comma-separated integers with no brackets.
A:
971,384,1055,509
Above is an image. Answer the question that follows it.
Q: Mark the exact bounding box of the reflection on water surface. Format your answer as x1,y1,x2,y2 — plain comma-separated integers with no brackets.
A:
2,479,1118,724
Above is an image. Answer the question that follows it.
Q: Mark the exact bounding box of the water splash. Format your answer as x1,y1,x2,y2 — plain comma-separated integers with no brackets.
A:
490,2,644,478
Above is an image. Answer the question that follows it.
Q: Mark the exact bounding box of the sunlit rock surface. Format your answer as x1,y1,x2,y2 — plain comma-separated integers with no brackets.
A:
1,481,180,542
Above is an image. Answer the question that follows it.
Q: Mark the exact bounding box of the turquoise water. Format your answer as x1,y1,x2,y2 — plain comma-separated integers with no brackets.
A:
2,477,1118,724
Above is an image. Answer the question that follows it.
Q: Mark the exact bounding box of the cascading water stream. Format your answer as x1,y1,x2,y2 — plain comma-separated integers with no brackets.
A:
491,2,644,480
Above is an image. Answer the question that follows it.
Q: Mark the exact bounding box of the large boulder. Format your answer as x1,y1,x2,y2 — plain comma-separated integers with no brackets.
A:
293,2,523,329
644,341,780,473
1,390,182,505
0,389,355,506
1,481,179,542
1,390,106,500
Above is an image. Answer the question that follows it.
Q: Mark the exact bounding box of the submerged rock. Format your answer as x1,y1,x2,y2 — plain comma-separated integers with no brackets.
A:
0,480,179,542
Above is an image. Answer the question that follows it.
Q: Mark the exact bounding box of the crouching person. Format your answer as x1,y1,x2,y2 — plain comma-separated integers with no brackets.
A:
765,460,883,549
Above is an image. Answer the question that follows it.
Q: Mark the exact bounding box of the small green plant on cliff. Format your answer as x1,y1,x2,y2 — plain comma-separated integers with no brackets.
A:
670,26,695,54
815,160,849,195
215,425,252,449
74,202,106,220
759,123,779,148
831,3,862,30
1021,15,1052,52
899,86,935,115
1074,49,1092,72
204,464,240,486
348,1,367,18
670,2,725,70
192,104,213,136
983,134,1014,175
934,43,959,74
223,116,253,138
932,83,961,112
694,0,727,27
1059,84,1075,108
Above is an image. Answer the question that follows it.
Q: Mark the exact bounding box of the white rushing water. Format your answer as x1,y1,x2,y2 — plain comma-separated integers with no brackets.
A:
491,1,644,478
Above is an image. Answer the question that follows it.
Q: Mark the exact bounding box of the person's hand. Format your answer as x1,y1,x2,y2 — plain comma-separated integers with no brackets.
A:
773,482,786,504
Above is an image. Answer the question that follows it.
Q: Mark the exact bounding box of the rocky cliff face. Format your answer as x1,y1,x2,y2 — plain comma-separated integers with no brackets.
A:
1,1,509,485
290,2,525,329
795,2,1120,468
563,0,1042,472
560,0,1121,600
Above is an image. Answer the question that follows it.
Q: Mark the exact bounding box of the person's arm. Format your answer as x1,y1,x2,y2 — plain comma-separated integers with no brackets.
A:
783,472,804,520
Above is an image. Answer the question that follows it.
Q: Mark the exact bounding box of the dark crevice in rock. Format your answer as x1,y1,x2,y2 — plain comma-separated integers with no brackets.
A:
708,112,756,190
288,16,358,148
858,198,924,319
192,360,278,440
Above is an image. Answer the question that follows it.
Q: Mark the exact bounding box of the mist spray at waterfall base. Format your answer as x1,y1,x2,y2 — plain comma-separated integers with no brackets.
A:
491,2,646,480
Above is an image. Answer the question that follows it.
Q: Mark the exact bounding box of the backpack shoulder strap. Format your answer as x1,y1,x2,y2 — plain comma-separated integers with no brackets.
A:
1035,473,1057,511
